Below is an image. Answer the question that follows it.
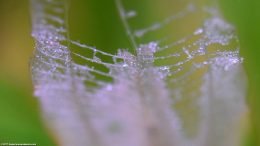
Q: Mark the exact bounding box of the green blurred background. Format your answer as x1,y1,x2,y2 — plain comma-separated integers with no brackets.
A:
0,0,55,145
0,0,259,145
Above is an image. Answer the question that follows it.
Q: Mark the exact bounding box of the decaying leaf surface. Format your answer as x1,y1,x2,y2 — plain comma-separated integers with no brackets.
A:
30,0,247,145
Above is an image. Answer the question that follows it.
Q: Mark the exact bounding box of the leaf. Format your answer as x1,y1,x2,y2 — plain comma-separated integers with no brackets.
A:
0,78,54,145
219,0,260,145
30,0,248,145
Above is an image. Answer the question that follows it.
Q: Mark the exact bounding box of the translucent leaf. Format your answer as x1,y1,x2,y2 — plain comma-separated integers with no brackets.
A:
30,0,248,145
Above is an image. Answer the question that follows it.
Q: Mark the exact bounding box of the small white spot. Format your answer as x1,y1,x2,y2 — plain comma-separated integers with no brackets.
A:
125,10,137,18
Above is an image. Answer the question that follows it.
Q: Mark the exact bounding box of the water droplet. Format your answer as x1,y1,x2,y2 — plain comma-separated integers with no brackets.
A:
151,23,161,30
105,84,113,91
93,48,97,56
93,56,101,63
194,28,204,35
125,10,137,18
134,30,145,38
158,66,170,78
113,56,117,63
183,48,192,59
122,63,128,67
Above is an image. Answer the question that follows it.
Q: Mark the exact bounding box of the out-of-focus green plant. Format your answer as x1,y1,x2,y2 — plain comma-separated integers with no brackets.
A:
0,0,55,145
220,0,260,145
0,77,55,145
